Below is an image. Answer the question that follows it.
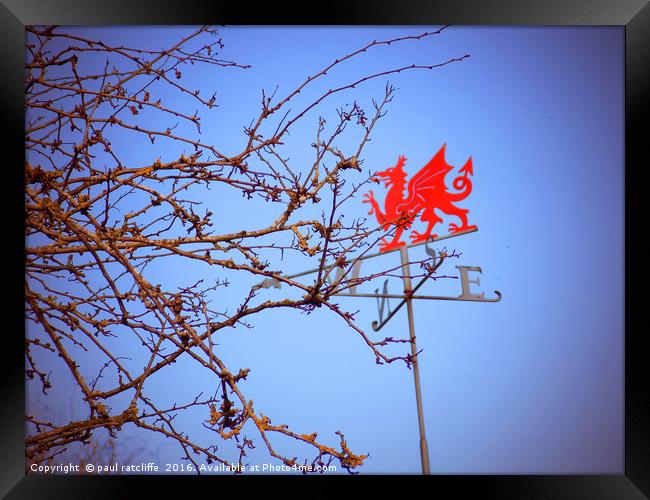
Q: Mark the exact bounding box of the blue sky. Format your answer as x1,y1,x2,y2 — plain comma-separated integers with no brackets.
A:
26,26,624,474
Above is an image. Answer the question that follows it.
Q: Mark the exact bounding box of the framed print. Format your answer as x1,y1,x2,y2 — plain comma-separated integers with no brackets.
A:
2,0,648,497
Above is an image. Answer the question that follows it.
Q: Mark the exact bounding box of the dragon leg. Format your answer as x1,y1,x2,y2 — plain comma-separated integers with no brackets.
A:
410,219,438,243
410,210,442,243
446,206,477,233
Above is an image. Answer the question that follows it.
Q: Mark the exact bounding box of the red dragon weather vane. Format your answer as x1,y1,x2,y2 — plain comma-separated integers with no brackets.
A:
363,143,477,252
254,143,500,476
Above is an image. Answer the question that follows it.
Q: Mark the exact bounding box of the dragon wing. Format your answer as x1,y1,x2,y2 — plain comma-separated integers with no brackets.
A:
398,144,453,211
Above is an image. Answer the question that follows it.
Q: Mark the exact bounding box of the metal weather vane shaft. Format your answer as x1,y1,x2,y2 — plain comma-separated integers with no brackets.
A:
399,244,431,475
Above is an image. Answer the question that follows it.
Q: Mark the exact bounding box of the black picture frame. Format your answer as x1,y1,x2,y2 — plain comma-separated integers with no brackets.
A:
3,1,648,497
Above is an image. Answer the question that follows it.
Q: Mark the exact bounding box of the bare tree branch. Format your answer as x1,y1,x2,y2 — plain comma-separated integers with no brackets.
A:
25,25,466,474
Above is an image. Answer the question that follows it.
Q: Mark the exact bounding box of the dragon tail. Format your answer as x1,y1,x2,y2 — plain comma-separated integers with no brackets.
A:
447,157,474,202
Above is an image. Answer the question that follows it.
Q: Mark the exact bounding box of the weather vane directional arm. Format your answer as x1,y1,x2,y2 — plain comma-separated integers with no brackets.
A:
252,226,502,322
253,226,478,290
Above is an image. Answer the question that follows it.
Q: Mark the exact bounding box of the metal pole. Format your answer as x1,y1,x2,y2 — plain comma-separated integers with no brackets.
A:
399,246,430,475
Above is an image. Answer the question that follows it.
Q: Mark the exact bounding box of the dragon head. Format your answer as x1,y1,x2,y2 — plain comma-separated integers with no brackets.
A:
372,156,407,188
